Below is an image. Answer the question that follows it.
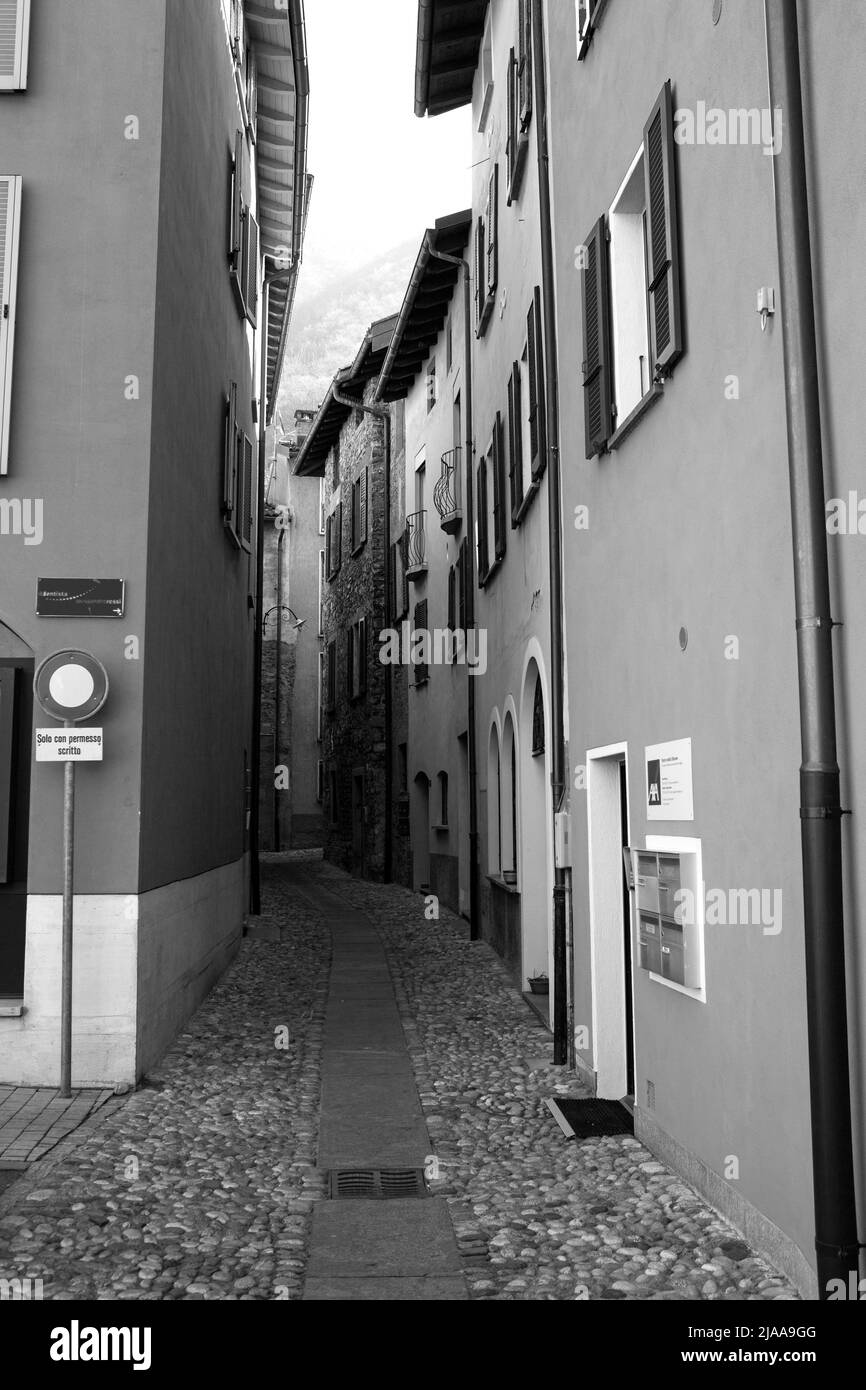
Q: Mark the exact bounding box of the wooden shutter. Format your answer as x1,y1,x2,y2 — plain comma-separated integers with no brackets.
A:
238,434,253,550
519,0,533,130
477,458,489,581
0,175,21,476
644,80,683,377
360,466,368,544
506,49,517,194
448,565,456,632
346,625,354,697
229,131,244,303
246,47,258,142
358,617,367,697
508,365,523,522
318,549,325,633
0,665,17,883
223,382,238,529
414,600,428,683
493,413,507,559
486,164,498,299
529,286,547,480
244,210,259,326
0,0,30,91
327,640,336,707
581,216,613,458
335,501,342,570
325,512,332,577
401,532,409,615
460,538,474,628
474,217,484,327
350,478,358,550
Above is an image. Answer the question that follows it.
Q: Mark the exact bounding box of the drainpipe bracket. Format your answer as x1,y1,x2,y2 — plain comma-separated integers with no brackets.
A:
799,806,850,820
814,1238,864,1259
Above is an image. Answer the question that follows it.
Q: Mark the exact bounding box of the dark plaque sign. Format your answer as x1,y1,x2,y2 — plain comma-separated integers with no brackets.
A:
36,579,125,619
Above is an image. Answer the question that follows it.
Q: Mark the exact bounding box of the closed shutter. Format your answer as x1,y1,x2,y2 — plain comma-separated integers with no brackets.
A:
327,641,336,707
0,665,17,883
508,365,523,523
401,532,409,615
529,286,547,480
246,48,258,141
581,216,613,458
486,164,498,298
506,49,517,194
229,131,244,302
448,565,456,632
414,601,428,684
223,382,238,532
325,512,332,577
358,617,367,697
0,175,21,476
360,466,368,544
335,501,342,570
493,412,507,560
643,80,683,377
244,210,259,327
0,0,30,91
477,458,489,581
474,217,484,328
519,0,532,130
350,478,358,550
318,549,325,634
460,538,474,628
346,625,354,697
242,434,254,549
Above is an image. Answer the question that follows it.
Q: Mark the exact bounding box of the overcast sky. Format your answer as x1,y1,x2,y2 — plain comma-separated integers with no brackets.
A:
301,0,471,272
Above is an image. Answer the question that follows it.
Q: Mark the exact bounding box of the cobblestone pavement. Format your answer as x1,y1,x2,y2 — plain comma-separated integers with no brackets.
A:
0,858,800,1301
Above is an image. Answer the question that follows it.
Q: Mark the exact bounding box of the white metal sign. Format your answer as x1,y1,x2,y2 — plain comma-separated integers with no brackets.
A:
36,728,103,762
645,737,694,821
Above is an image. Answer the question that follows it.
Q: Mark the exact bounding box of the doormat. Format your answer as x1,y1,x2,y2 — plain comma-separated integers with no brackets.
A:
328,1168,427,1200
546,1097,634,1139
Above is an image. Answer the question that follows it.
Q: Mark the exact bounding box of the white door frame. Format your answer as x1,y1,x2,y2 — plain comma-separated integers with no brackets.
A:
586,741,635,1099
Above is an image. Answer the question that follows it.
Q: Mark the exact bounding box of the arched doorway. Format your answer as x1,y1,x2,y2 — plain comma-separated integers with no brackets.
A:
0,619,34,1002
519,657,553,1021
411,772,430,891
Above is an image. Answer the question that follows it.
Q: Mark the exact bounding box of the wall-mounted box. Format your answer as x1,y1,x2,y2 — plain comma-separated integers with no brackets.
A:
626,846,703,991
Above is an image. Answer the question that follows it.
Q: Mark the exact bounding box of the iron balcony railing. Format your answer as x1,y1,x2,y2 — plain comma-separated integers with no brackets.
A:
404,510,427,572
433,448,462,525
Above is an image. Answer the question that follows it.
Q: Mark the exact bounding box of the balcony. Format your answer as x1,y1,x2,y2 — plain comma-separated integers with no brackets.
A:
404,511,428,581
433,448,463,535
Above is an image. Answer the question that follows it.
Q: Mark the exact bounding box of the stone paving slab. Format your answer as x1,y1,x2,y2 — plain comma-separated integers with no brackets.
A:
0,1088,114,1165
306,1199,464,1278
303,1275,468,1301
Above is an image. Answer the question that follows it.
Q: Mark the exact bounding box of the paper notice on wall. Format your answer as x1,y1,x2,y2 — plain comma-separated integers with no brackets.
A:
645,738,693,821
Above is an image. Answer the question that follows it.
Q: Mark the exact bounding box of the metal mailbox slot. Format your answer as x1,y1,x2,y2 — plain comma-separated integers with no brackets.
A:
639,912,662,974
626,846,703,991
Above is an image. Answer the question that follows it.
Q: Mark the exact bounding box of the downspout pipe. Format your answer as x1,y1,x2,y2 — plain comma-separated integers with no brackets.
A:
425,235,480,943
533,0,569,1065
764,0,862,1295
332,387,394,883
273,526,286,851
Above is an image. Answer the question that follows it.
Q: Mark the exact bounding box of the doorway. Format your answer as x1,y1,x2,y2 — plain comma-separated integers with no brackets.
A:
411,772,430,892
0,658,33,1002
587,743,635,1100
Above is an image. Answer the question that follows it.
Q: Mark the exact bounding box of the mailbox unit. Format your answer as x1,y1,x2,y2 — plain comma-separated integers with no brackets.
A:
628,847,702,990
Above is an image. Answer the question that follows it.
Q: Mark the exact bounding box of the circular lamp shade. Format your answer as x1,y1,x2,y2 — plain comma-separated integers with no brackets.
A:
34,650,109,723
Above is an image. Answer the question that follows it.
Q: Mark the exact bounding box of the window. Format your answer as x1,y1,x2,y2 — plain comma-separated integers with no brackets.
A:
447,563,457,638
458,538,474,631
0,175,22,476
576,0,609,60
317,550,325,635
347,617,367,701
222,382,239,544
531,676,545,756
507,4,532,203
518,0,533,128
318,477,326,534
229,131,244,310
326,640,337,710
508,288,546,522
389,537,408,625
245,43,258,142
351,466,368,553
413,600,429,685
488,727,502,875
581,81,683,457
426,357,437,413
242,208,259,327
437,772,449,828
475,167,499,336
317,650,325,740
237,432,253,552
414,454,426,515
398,744,408,794
326,503,342,579
477,4,494,131
0,1,30,91
476,418,505,586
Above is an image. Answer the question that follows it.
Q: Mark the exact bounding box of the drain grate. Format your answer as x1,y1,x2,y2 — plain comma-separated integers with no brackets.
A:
546,1097,634,1139
328,1168,427,1200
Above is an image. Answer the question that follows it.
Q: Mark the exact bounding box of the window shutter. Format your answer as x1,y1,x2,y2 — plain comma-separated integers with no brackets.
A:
346,625,354,697
350,478,358,550
519,0,533,130
581,216,613,458
335,501,342,570
318,549,325,634
414,600,429,684
508,365,523,522
493,412,507,560
229,131,244,296
460,538,474,628
476,458,489,581
0,175,21,476
388,542,396,624
223,382,238,528
360,466,368,544
0,0,30,91
325,513,332,577
244,210,259,327
474,217,484,327
448,565,456,632
643,80,683,377
359,617,367,696
327,640,336,707
529,286,547,480
486,164,498,298
246,48,258,142
506,50,517,194
458,551,466,634
401,532,410,615
238,433,253,550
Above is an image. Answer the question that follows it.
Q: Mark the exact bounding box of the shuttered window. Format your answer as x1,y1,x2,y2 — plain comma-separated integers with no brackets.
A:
458,538,474,630
528,287,546,480
351,466,368,552
518,0,532,130
476,457,489,583
643,80,683,377
228,131,244,310
486,164,498,300
346,625,354,697
447,564,457,634
413,601,429,685
222,382,239,542
243,210,259,327
237,433,254,551
326,640,337,709
580,216,613,458
0,175,21,476
493,413,507,560
507,366,523,524
357,616,367,698
0,0,30,91
318,550,325,635
474,217,484,329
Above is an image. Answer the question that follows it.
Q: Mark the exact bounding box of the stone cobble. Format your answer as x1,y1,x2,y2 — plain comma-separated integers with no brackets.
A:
0,865,329,1301
310,862,800,1303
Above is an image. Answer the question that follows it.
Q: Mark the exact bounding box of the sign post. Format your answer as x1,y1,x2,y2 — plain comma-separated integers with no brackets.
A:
33,651,109,1098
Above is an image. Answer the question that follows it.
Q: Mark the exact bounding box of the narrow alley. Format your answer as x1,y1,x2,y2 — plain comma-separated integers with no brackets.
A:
0,858,798,1303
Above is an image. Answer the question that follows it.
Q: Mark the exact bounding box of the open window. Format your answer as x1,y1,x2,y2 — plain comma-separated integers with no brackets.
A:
477,4,494,131
581,81,683,457
0,1,30,91
474,165,498,337
577,0,609,60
